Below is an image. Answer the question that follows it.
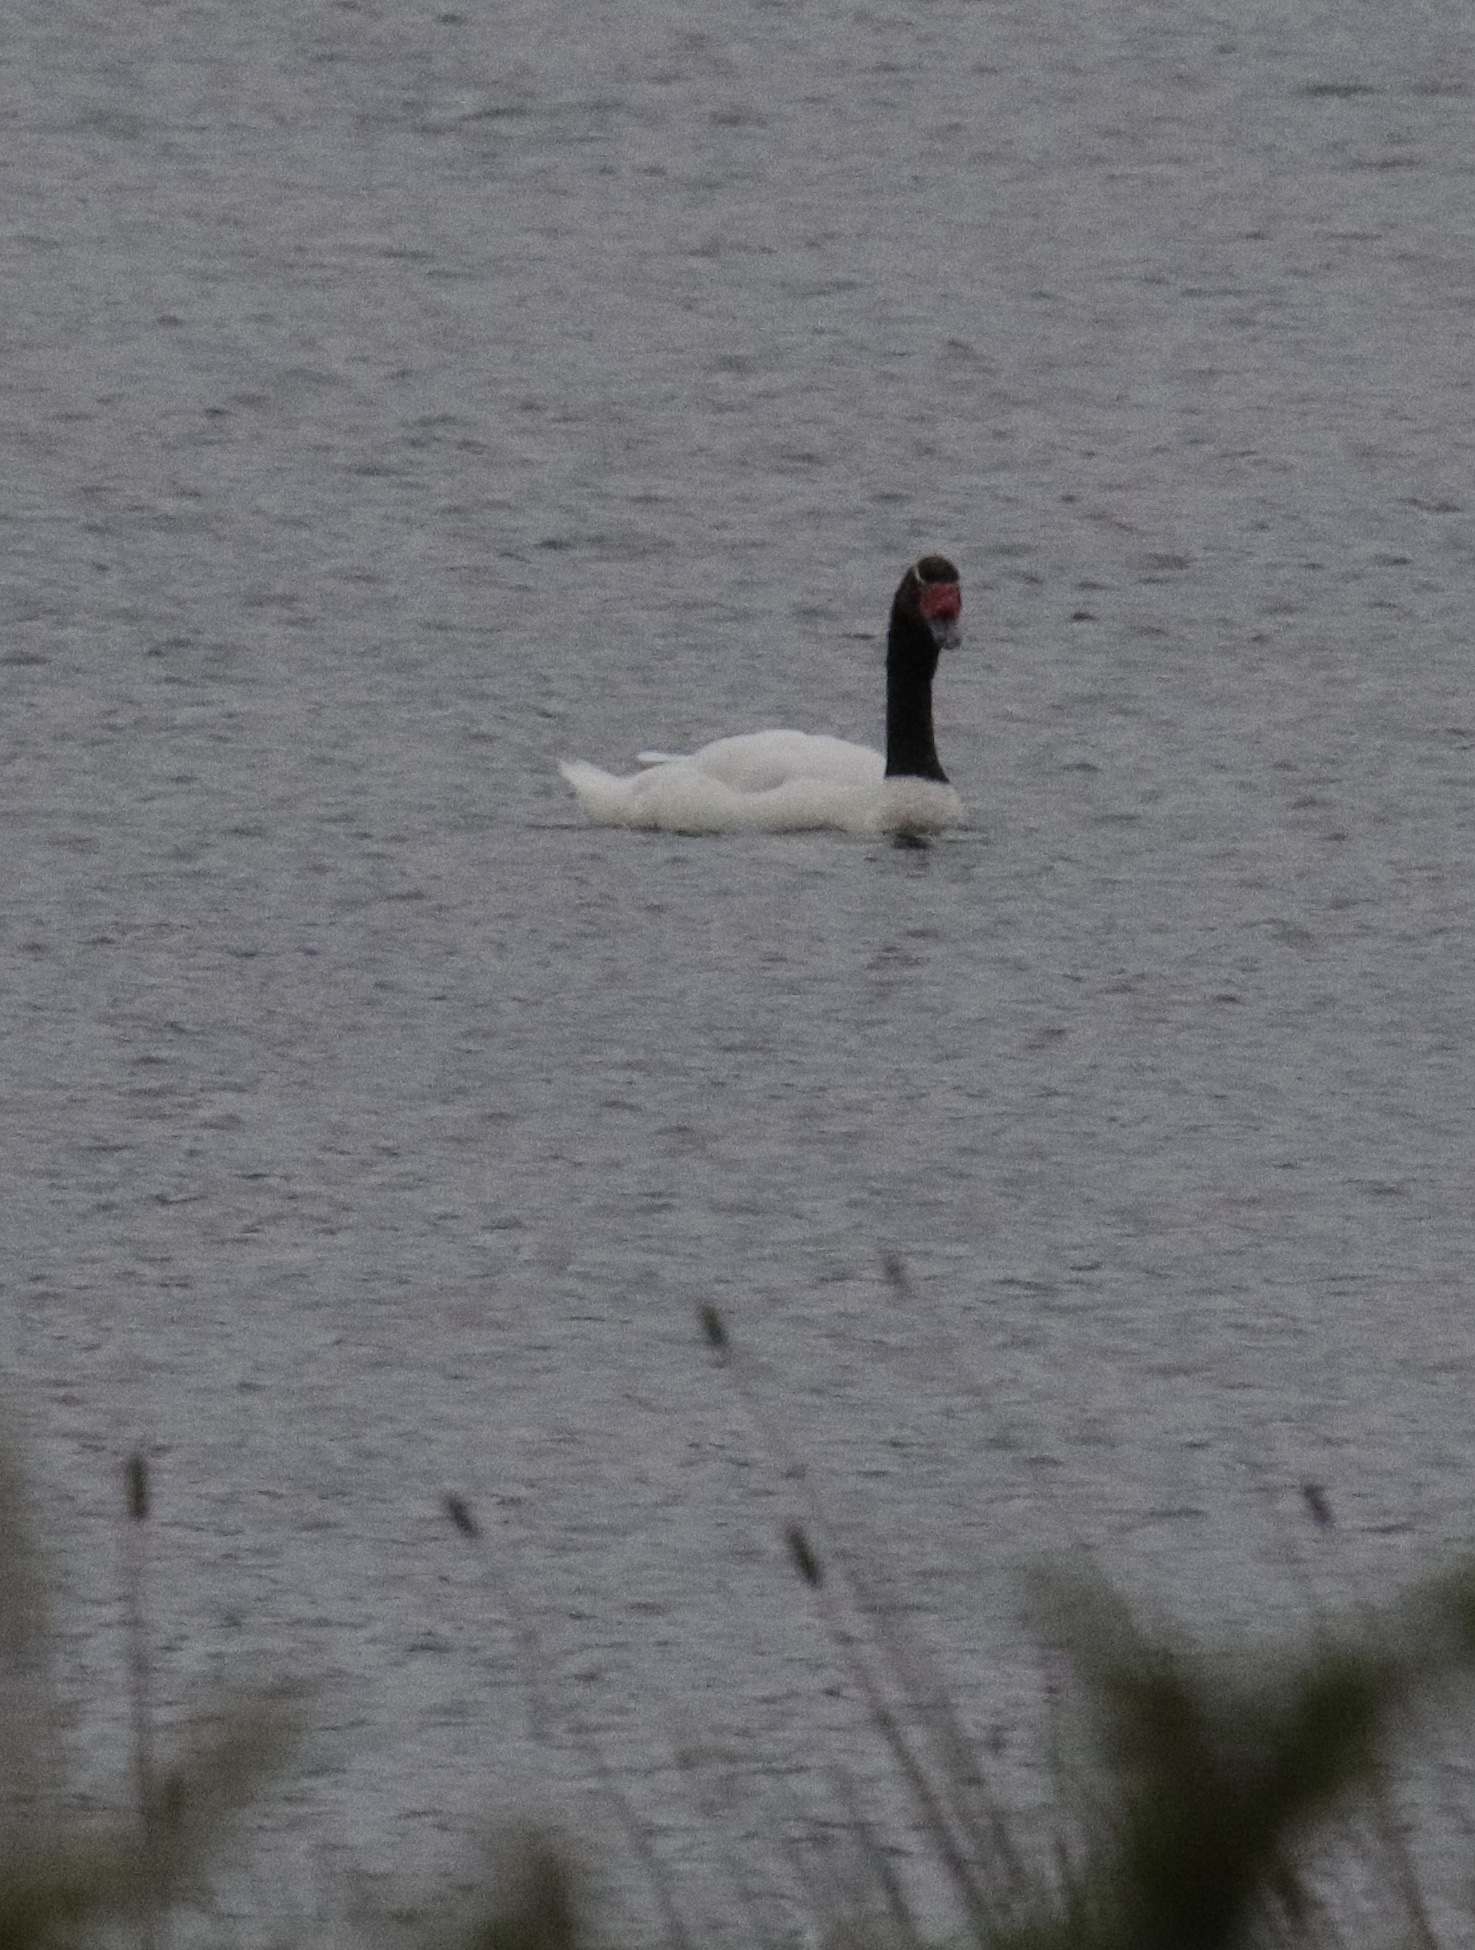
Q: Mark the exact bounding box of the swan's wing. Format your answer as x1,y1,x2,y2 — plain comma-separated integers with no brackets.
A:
690,730,883,793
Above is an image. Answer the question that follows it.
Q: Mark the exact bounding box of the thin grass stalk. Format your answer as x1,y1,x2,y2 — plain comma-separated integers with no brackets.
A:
846,1557,1030,1908
1225,1454,1360,1950
822,1763,928,1950
443,1495,697,1950
768,1768,878,1950
785,1523,998,1939
0,1433,59,1861
740,1748,922,1950
571,1727,700,1950
701,1300,1023,1900
443,1495,551,1744
676,1738,817,1950
1360,1766,1441,1950
1294,1484,1443,1950
122,1452,160,1950
700,1305,1004,1936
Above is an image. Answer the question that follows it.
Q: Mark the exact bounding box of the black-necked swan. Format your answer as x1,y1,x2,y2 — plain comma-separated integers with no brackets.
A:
559,555,964,834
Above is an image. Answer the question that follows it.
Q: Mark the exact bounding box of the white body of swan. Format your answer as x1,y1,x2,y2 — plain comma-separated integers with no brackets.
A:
559,555,965,836
559,732,962,835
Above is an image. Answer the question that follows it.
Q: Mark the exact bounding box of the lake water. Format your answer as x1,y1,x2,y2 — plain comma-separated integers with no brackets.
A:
4,0,1475,1934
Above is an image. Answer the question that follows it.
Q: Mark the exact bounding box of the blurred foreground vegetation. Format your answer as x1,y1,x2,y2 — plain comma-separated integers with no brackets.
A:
7,1308,1475,1950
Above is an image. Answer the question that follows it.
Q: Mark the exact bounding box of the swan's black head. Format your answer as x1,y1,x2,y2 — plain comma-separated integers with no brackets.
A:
885,554,960,781
906,554,962,651
890,555,962,662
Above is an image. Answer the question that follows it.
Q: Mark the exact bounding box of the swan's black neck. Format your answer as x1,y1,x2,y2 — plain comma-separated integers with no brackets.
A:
885,566,953,782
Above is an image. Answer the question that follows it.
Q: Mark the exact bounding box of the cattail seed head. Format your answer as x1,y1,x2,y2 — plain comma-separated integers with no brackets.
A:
698,1304,729,1353
785,1522,824,1588
125,1452,150,1523
443,1493,481,1539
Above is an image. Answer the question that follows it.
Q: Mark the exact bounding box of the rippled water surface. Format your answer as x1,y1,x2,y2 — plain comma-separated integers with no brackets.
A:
5,0,1475,1927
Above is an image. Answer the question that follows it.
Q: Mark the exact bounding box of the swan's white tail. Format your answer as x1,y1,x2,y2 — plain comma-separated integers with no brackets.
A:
559,759,639,826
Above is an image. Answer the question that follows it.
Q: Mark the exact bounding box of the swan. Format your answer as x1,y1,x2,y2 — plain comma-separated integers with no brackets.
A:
559,555,964,835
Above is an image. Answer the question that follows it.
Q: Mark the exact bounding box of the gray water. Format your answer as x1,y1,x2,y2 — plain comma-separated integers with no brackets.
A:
5,0,1475,1931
